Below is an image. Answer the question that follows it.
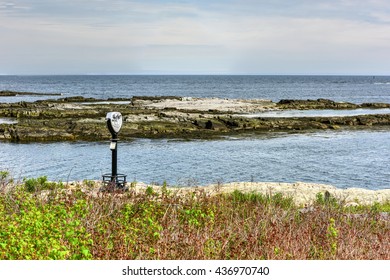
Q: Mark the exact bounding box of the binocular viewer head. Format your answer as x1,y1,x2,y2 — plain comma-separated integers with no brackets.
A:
106,112,122,137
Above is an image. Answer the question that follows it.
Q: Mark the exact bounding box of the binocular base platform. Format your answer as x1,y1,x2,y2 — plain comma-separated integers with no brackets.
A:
101,173,127,191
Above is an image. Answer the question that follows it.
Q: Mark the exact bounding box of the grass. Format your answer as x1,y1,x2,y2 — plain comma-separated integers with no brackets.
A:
0,173,389,260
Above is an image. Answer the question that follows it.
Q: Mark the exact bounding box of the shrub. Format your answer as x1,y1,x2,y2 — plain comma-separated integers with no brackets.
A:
23,176,61,193
0,179,389,260
0,188,92,260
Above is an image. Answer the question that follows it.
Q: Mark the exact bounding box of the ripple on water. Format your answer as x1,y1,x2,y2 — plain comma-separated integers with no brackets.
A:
0,130,389,190
239,108,390,118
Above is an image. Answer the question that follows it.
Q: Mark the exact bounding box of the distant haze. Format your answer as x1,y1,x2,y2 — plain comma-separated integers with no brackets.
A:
1,0,390,75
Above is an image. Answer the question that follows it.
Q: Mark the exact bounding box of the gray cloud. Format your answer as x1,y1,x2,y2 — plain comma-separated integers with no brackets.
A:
1,0,390,74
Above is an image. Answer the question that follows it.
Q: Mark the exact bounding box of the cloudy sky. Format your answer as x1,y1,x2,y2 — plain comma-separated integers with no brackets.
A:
1,0,390,75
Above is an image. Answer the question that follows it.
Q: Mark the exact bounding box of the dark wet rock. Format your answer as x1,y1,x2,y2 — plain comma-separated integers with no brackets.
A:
361,103,390,108
131,96,182,101
40,96,98,103
62,96,96,102
0,96,389,142
277,99,359,110
277,99,390,110
0,90,62,96
18,101,28,108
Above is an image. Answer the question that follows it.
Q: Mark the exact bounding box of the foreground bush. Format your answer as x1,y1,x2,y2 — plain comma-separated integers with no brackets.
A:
0,177,389,260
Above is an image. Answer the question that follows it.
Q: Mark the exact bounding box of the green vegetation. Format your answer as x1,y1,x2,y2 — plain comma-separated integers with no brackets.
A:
23,176,63,192
0,175,389,260
0,188,92,259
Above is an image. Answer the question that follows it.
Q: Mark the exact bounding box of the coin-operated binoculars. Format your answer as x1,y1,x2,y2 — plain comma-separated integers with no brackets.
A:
102,112,127,190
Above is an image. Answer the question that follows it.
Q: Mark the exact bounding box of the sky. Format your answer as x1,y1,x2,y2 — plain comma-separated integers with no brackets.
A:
1,0,390,75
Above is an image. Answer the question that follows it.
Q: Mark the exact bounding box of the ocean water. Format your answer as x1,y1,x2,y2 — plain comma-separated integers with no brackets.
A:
0,75,389,190
0,131,389,190
1,75,390,103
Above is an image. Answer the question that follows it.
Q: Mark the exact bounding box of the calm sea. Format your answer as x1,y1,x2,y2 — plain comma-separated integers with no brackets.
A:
1,75,390,103
0,75,389,189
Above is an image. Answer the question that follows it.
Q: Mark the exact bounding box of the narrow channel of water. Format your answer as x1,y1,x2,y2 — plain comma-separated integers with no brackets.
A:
0,118,18,124
240,108,390,118
0,130,389,190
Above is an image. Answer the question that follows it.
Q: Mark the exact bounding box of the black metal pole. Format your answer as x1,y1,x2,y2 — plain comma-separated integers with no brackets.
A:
111,137,118,183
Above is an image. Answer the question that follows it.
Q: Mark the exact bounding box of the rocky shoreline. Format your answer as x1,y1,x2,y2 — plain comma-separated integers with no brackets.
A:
0,94,390,142
64,180,390,208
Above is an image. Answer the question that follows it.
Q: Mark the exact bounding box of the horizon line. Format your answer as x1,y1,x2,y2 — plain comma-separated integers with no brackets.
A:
0,73,388,77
